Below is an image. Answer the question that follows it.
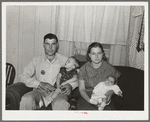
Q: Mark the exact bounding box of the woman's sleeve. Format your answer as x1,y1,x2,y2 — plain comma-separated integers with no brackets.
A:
112,68,121,79
78,65,86,81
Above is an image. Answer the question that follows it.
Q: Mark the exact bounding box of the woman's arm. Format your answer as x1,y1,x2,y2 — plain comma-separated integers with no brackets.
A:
79,79,91,103
105,90,114,103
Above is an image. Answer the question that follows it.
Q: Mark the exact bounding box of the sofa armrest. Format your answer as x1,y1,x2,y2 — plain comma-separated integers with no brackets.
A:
112,66,144,110
6,82,33,110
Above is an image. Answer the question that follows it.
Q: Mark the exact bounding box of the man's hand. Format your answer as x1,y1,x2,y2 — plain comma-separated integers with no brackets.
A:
60,84,72,95
38,82,56,92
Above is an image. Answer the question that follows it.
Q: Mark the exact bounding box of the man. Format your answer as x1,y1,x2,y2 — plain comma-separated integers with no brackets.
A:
19,33,77,110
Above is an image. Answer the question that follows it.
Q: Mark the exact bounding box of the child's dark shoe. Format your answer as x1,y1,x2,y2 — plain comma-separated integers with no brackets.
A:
69,98,77,110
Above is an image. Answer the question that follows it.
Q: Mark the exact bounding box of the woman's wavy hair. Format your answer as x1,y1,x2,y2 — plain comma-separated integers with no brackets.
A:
86,42,107,62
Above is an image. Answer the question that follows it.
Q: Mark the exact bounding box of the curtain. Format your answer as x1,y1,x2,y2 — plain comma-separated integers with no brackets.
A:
126,6,144,70
55,6,130,44
55,6,131,66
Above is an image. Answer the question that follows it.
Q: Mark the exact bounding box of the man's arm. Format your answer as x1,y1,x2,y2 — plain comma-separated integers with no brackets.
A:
20,58,55,92
19,59,41,88
56,73,61,87
61,75,78,89
60,75,78,95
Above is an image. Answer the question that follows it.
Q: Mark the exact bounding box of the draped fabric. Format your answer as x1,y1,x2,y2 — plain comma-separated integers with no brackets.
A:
126,6,144,70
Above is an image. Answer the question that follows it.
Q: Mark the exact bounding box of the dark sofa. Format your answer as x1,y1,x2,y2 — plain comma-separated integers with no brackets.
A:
6,61,144,110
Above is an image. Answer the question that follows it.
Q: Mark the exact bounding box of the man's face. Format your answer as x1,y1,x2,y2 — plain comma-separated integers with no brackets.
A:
43,38,58,56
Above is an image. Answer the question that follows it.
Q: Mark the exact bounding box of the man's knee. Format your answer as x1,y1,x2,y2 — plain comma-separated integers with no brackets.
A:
52,97,70,110
20,94,34,110
20,91,42,110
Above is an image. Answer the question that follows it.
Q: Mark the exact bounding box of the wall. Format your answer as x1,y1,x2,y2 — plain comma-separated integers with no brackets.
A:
6,6,52,83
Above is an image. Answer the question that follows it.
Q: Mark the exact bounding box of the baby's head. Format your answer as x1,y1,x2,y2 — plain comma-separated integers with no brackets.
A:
105,76,116,86
65,56,79,70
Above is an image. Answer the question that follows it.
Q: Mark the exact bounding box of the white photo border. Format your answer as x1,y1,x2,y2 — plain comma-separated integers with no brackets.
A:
2,1,149,121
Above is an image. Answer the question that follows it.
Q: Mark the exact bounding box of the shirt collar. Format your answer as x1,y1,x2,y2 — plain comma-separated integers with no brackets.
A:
87,60,105,71
44,53,58,64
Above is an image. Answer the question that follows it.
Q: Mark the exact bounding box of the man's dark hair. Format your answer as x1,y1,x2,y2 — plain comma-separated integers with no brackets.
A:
44,33,58,43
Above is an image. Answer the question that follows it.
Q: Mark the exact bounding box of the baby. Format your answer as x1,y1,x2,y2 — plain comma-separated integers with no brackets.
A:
90,76,123,110
38,56,79,108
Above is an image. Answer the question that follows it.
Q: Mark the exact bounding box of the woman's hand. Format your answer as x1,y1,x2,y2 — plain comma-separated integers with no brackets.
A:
61,84,72,95
38,82,56,92
118,91,123,97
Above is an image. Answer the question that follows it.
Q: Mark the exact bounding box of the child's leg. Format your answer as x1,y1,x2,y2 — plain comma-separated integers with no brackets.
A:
98,102,106,110
98,98,107,110
90,98,98,105
43,93,53,107
50,88,61,99
46,88,61,101
90,94,100,105
34,93,44,109
38,99,44,109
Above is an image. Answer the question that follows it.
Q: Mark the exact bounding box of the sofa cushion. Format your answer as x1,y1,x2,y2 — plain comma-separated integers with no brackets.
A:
6,82,33,110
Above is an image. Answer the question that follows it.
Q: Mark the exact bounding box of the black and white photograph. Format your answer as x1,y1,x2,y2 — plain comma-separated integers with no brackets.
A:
2,2,149,121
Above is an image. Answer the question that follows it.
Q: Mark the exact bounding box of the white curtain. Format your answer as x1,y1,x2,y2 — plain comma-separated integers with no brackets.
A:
126,6,144,70
55,6,130,44
55,6,131,66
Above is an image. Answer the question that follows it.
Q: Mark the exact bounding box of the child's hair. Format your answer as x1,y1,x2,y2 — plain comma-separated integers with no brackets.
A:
107,76,117,84
70,56,80,69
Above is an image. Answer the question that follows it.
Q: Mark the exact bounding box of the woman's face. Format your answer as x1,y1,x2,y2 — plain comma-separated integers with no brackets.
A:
89,47,103,64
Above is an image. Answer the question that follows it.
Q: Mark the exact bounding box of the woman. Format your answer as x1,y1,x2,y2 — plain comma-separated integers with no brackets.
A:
78,42,121,110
